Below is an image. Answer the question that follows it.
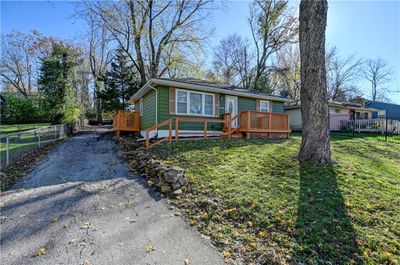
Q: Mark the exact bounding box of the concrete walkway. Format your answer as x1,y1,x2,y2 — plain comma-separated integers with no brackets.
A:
0,128,225,265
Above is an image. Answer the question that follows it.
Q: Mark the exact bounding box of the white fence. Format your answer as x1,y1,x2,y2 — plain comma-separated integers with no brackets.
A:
340,117,400,134
329,114,400,134
0,124,68,167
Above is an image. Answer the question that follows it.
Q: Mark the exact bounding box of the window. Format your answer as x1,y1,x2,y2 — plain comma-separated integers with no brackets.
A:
190,92,203,114
205,95,214,116
139,98,144,116
177,91,187,114
329,108,340,114
176,89,214,116
260,100,270,112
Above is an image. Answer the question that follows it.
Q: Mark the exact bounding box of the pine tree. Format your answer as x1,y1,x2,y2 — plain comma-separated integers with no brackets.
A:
98,48,140,112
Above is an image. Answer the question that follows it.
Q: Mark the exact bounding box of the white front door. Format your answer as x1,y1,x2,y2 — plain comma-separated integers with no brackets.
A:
225,96,238,128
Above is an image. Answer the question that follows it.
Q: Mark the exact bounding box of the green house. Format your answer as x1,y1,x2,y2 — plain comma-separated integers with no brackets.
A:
128,78,291,139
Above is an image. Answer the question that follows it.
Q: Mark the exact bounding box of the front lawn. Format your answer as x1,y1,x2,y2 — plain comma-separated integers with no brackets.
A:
153,136,400,264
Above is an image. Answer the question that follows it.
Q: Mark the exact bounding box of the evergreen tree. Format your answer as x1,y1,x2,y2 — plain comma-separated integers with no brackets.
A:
98,48,140,112
38,42,82,123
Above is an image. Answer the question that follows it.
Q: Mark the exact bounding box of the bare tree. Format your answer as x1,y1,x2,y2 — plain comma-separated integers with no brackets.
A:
298,0,330,164
271,44,301,100
0,30,53,97
74,4,112,123
78,0,212,86
249,0,298,91
326,47,363,101
361,58,392,102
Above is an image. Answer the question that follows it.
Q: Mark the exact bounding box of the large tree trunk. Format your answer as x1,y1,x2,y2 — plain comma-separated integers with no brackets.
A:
298,0,331,164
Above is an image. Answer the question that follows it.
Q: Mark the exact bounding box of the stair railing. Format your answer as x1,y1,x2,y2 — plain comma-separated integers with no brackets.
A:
145,118,174,149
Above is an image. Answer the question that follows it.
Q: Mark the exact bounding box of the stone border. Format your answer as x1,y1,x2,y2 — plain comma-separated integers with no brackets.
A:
118,138,189,196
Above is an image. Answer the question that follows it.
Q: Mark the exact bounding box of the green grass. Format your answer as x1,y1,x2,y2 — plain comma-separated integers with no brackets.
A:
154,136,400,264
0,123,53,166
0,123,51,136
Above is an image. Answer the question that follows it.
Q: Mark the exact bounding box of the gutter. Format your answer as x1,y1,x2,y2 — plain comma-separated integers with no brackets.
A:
129,78,293,103
148,84,158,125
149,84,158,135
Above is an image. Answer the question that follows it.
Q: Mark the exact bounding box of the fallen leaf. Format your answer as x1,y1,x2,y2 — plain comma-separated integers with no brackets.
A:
225,208,237,213
80,223,93,229
35,247,46,256
146,245,155,252
126,200,134,207
258,231,269,239
224,251,232,259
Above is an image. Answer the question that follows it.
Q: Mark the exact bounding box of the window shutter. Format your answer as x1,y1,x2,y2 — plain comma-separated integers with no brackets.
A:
269,101,273,112
169,87,176,114
256,99,260,111
214,93,220,117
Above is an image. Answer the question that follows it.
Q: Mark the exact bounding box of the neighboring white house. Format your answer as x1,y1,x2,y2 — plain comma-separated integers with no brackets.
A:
285,101,383,131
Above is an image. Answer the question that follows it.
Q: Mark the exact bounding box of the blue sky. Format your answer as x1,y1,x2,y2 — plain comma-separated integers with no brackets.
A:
1,0,399,104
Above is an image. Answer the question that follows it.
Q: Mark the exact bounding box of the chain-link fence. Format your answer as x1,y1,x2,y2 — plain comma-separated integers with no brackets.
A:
0,124,69,167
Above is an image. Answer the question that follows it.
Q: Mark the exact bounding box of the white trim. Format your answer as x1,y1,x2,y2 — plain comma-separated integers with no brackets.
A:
148,85,158,126
129,78,292,104
139,98,144,116
141,129,222,139
175,88,215,117
259,100,270,112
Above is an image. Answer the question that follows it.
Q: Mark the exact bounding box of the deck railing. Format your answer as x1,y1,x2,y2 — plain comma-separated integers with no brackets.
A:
113,110,140,136
145,111,290,149
238,111,290,132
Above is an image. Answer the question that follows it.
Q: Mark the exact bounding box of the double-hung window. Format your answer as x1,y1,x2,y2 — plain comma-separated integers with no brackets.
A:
176,89,215,116
259,100,270,112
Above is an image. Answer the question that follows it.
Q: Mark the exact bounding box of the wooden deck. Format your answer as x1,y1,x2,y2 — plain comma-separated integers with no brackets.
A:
145,111,290,149
113,110,140,137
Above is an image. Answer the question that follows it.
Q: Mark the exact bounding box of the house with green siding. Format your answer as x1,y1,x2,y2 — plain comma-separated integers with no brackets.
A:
128,78,291,139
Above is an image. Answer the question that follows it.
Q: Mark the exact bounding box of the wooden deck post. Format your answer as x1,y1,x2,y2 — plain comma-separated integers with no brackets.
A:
204,120,208,139
228,117,232,139
169,120,172,143
175,118,179,143
247,111,251,129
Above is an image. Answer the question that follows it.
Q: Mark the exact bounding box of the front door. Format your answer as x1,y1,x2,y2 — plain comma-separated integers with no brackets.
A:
225,96,238,128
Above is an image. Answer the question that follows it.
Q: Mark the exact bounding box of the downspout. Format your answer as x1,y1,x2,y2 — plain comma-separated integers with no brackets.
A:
148,85,158,137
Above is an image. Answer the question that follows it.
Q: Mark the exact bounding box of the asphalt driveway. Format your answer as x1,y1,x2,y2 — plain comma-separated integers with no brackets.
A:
0,128,225,265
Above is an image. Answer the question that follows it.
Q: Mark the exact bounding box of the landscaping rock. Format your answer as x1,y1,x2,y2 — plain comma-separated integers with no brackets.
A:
118,141,189,196
172,189,183,195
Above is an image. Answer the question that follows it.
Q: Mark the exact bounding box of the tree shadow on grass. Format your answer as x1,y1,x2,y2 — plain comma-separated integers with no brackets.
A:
294,163,361,264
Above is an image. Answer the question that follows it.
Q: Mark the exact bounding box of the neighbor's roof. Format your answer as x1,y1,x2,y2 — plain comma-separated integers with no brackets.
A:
285,100,380,112
128,78,292,103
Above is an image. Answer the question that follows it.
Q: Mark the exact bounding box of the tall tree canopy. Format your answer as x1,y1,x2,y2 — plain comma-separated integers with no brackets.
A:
38,42,83,123
97,48,140,112
298,0,331,164
77,0,212,86
0,30,54,97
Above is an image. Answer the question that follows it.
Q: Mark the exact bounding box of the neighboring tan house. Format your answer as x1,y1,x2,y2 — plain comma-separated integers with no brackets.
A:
285,101,382,131
122,78,291,144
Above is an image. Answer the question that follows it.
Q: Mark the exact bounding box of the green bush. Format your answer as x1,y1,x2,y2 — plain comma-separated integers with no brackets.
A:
0,93,50,124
